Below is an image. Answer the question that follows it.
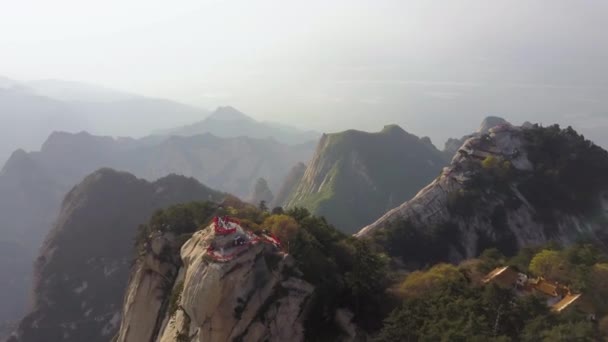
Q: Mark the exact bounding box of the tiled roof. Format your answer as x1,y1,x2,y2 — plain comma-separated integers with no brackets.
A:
534,279,559,297
482,266,519,286
552,293,582,313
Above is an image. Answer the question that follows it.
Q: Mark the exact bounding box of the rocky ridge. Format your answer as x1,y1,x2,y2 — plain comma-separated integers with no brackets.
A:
116,222,314,342
272,162,306,208
358,122,608,263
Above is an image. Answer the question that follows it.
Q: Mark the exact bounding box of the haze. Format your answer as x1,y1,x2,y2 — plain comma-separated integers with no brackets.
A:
1,0,607,146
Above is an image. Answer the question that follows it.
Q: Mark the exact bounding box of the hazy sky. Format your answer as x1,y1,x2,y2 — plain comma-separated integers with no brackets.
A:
1,0,607,145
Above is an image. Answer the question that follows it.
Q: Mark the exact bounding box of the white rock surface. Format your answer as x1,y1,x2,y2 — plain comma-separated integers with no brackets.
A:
357,125,608,260
116,226,315,342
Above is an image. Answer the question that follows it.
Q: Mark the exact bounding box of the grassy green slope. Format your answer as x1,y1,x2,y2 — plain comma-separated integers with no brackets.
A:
288,125,447,233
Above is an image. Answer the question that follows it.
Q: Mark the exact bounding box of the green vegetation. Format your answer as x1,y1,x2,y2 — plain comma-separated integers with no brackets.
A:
376,278,597,341
375,244,608,341
216,204,393,335
137,200,393,337
448,124,608,226
135,201,218,250
373,219,462,266
477,244,608,313
398,263,466,298
520,124,608,217
168,281,184,316
277,207,392,335
287,127,447,233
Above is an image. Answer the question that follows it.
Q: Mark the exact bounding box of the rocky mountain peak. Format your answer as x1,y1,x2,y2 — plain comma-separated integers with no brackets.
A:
209,106,254,122
116,220,313,342
478,116,509,134
443,116,511,157
0,149,32,175
380,124,407,135
358,123,608,266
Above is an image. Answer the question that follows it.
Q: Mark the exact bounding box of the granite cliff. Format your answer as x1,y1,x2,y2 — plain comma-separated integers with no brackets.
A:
358,123,608,265
116,222,314,342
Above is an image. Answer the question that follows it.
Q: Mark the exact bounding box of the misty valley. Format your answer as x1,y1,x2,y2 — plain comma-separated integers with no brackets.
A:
2,1,608,341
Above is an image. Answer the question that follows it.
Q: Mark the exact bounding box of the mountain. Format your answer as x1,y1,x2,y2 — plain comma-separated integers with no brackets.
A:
114,199,375,342
443,116,509,158
0,77,208,163
7,169,224,342
0,131,314,333
0,87,86,165
124,134,315,196
11,189,375,341
23,79,210,137
116,213,313,342
284,125,448,233
249,177,274,206
272,162,307,208
162,106,320,145
358,123,608,266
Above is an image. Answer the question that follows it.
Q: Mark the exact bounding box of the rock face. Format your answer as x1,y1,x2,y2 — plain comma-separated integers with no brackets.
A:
478,116,509,134
443,116,509,157
116,224,314,342
358,123,608,262
272,162,306,208
8,169,224,342
286,125,447,233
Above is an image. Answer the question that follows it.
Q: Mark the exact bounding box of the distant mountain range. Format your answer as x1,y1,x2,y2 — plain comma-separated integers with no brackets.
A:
158,106,320,145
0,130,314,331
0,77,209,164
9,119,608,342
0,77,321,166
282,125,448,233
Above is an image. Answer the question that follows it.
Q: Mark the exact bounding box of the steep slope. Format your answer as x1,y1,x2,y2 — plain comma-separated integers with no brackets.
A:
0,132,314,329
443,116,509,158
116,223,313,342
0,150,66,328
272,162,307,207
8,169,224,342
163,106,320,145
358,123,608,265
114,201,378,342
286,125,448,233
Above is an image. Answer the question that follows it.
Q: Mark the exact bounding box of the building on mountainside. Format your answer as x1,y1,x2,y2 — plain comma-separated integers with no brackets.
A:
482,266,595,319
206,216,282,262
482,266,529,289
527,277,572,307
